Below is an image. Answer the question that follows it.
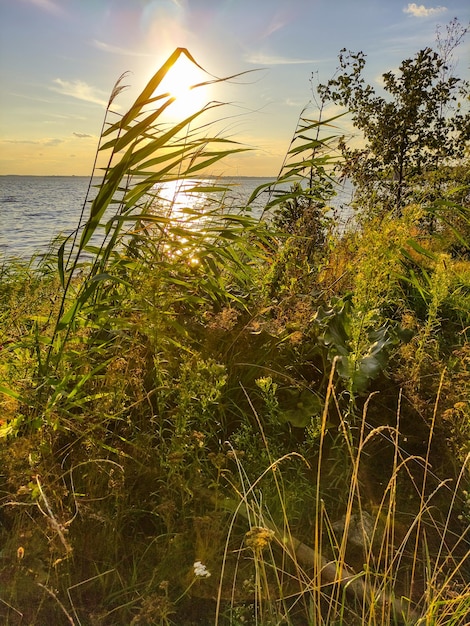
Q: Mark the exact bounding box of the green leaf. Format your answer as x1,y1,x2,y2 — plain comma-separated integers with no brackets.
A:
0,384,24,402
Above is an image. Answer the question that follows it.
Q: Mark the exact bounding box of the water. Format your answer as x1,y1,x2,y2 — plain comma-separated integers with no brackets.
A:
0,175,354,262
0,176,273,262
0,176,95,262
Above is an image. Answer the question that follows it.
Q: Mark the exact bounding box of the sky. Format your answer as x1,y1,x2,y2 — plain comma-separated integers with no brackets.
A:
0,0,469,177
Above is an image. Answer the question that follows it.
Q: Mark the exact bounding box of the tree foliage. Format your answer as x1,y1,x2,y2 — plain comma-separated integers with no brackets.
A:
318,21,469,215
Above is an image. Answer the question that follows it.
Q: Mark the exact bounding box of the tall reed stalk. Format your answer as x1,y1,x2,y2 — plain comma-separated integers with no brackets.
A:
43,48,254,377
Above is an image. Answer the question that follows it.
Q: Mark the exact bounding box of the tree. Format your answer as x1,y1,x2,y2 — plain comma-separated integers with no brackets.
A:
318,22,469,216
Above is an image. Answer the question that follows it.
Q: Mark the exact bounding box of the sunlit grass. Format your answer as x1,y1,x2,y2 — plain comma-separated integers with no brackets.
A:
215,376,470,625
0,47,469,625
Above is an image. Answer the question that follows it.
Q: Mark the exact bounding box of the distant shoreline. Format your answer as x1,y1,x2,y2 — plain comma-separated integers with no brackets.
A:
0,174,277,179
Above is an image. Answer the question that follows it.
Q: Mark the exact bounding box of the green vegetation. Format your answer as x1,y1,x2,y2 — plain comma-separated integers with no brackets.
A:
318,18,469,217
1,41,469,625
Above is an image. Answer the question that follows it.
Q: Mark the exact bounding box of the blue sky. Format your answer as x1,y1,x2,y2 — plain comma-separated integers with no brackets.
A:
1,0,469,176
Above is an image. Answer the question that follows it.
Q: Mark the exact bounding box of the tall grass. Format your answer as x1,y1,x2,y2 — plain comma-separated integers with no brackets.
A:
216,374,470,625
0,48,469,625
45,48,254,372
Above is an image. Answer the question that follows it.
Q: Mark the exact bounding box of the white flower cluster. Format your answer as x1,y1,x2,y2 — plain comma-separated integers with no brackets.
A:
193,560,211,578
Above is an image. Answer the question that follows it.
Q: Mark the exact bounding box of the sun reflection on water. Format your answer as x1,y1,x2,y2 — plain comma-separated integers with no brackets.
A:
152,178,211,216
145,178,229,267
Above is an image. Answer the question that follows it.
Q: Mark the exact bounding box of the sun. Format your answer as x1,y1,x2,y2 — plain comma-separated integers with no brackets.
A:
160,55,210,119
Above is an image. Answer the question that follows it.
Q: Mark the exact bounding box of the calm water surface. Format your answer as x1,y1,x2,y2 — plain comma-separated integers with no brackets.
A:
0,176,275,262
0,176,353,262
0,176,95,261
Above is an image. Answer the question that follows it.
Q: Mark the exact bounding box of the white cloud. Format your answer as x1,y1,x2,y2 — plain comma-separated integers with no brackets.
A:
92,40,151,58
284,98,307,107
22,0,64,16
2,138,63,147
3,139,40,145
403,3,447,17
263,19,286,38
44,138,64,147
51,79,109,108
246,53,320,66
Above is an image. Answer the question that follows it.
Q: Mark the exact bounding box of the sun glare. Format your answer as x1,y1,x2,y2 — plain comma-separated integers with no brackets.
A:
160,56,209,118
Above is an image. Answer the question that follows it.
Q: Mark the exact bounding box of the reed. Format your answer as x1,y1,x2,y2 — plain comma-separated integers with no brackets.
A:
0,48,468,625
45,48,254,374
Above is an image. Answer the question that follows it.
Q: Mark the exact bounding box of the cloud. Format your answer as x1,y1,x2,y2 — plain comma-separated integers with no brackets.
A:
22,0,64,16
2,139,40,145
246,53,320,66
51,79,109,107
403,3,447,17
72,132,93,139
2,138,63,147
262,17,287,38
44,138,64,147
92,39,151,58
284,98,307,107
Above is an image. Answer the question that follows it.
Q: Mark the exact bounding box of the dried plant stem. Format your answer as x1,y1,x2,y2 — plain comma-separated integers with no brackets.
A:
221,493,420,624
35,475,73,556
36,582,75,626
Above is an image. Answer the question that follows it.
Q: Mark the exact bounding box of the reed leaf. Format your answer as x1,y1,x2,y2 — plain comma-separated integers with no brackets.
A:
43,48,262,375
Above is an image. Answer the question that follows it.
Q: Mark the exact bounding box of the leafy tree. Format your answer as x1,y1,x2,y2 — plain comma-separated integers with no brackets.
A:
318,21,469,216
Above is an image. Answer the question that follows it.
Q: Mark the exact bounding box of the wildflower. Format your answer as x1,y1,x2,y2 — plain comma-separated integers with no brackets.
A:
193,560,211,578
245,526,275,553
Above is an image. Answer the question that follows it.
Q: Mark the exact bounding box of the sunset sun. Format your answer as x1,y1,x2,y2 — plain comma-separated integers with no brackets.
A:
160,55,210,118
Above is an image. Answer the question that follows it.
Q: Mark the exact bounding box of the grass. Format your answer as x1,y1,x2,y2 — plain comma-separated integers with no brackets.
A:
213,370,470,626
0,48,469,625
